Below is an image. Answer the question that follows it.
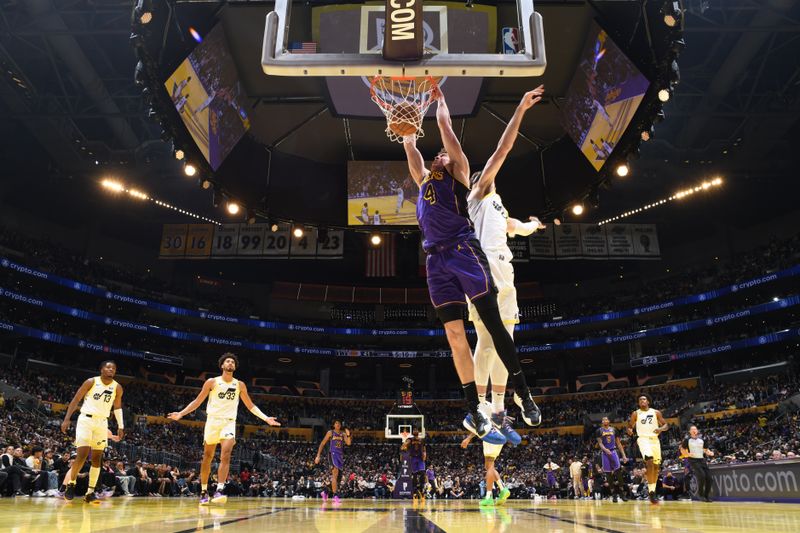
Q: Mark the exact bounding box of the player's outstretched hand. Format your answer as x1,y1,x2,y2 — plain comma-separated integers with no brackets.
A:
117,429,125,441
626,427,634,436
345,428,351,437
60,420,70,434
529,216,546,231
460,436,471,449
520,85,544,110
167,412,183,421
266,417,281,426
314,455,321,465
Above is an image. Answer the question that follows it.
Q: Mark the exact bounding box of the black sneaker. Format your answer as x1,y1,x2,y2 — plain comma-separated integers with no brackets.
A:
649,491,659,505
84,491,101,505
463,412,506,444
619,493,629,502
612,495,618,502
64,484,76,501
513,391,542,427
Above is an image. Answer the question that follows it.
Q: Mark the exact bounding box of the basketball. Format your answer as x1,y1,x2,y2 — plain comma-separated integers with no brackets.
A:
388,102,421,137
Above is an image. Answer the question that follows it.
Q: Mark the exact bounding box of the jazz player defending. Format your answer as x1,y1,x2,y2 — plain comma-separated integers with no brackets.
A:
627,394,668,505
402,86,540,442
461,432,511,507
314,420,352,504
467,86,546,440
168,353,280,505
596,416,628,502
60,360,124,503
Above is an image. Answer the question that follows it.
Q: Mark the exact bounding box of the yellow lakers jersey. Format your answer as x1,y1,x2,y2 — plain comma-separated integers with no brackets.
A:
80,376,118,417
206,376,240,419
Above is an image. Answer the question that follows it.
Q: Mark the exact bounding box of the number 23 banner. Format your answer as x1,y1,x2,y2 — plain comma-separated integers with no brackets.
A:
160,224,343,259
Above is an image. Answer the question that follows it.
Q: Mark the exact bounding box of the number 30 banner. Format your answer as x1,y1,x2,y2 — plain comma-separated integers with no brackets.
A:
160,224,343,259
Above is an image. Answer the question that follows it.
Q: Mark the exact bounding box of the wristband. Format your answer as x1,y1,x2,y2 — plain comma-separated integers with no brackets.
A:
114,408,124,429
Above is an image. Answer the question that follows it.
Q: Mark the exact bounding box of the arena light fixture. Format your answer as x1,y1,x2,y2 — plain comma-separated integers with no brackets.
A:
99,179,220,224
134,0,153,25
344,361,358,367
370,234,382,246
226,202,240,215
598,177,724,225
278,357,292,363
662,1,682,27
270,223,279,232
571,204,584,216
293,227,304,238
189,27,202,43
184,163,197,177
174,149,185,161
615,164,630,177
201,180,212,190
641,126,654,142
658,88,671,102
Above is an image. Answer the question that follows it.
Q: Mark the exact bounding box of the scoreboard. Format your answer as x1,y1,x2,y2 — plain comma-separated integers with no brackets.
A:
159,223,343,259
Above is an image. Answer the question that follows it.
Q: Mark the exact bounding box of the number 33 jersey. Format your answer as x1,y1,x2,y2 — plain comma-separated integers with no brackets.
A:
80,376,118,417
207,376,240,419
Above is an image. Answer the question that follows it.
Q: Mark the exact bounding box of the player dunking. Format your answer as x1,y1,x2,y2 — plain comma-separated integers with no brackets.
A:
628,394,668,505
401,86,540,443
60,360,124,503
314,420,352,504
401,429,427,501
596,416,628,502
168,353,280,505
467,86,546,439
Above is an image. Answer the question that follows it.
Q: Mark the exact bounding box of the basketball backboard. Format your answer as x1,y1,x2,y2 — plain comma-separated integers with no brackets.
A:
262,0,546,77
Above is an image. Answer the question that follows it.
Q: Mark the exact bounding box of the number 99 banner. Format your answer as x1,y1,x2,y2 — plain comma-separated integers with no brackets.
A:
160,223,343,259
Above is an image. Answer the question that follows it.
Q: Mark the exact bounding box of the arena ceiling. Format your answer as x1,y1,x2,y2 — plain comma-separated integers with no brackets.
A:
0,0,799,250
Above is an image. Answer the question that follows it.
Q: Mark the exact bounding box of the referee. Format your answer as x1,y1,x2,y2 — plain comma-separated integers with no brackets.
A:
680,425,714,502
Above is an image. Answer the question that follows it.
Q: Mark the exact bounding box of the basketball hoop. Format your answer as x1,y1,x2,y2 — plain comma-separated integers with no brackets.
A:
370,76,440,143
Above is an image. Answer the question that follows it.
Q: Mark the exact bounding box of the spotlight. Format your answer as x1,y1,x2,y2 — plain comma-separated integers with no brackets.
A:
293,227,304,238
174,149,185,160
128,189,148,200
641,125,654,142
270,223,279,232
226,202,240,215
101,179,124,192
370,234,382,246
247,213,257,225
184,163,197,177
658,88,671,102
189,27,202,43
615,164,629,177
662,1,682,27
201,180,212,190
571,204,584,216
134,0,153,25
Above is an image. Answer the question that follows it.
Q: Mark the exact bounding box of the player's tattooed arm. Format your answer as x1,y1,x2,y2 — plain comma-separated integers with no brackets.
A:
61,378,94,434
626,411,637,436
654,410,669,434
167,378,214,421
315,430,332,464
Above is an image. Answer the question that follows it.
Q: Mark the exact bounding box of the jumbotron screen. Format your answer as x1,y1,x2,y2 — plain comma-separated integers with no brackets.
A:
561,21,650,171
164,24,250,171
347,161,418,226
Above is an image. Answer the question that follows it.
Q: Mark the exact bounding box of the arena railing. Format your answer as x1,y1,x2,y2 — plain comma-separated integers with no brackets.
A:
1,256,797,336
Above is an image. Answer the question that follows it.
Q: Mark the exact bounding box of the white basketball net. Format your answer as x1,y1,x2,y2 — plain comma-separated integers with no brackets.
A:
370,76,438,143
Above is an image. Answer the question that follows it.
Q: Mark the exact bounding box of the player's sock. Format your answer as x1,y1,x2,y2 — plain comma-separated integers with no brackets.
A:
87,466,100,494
462,381,480,411
478,392,487,405
648,483,656,494
492,393,505,414
201,484,208,492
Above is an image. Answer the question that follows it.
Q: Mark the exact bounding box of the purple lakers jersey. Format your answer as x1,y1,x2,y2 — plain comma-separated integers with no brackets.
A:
416,169,474,251
330,431,344,456
597,427,617,448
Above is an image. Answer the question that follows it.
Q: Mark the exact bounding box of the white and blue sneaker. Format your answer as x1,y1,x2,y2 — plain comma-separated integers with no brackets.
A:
463,412,506,445
491,411,522,447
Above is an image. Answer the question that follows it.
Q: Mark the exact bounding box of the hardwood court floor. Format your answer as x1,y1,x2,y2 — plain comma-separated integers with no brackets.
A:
2,497,799,532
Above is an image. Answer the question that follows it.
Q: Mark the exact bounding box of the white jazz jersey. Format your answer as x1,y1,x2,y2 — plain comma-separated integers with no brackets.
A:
206,376,240,419
80,376,118,417
468,192,513,257
635,408,659,438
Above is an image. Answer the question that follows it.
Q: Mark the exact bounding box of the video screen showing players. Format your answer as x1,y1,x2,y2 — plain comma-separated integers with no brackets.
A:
164,23,250,171
347,161,418,226
561,21,650,171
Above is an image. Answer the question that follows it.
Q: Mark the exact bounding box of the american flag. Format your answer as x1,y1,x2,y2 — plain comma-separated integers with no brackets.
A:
288,42,317,54
366,234,396,278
